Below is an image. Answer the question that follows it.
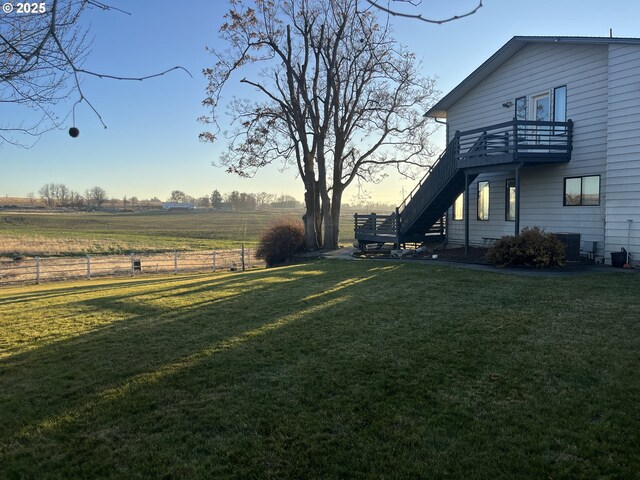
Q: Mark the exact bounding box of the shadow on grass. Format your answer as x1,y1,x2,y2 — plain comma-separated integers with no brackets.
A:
1,261,639,479
0,262,385,440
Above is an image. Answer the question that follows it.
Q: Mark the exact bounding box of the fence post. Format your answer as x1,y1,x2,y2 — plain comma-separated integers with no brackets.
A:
241,244,245,271
174,251,178,274
247,248,251,269
130,253,135,276
35,256,40,284
212,251,217,272
87,255,91,279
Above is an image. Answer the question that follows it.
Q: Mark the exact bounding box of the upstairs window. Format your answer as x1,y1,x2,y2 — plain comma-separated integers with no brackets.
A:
564,175,600,206
554,86,567,122
515,96,527,120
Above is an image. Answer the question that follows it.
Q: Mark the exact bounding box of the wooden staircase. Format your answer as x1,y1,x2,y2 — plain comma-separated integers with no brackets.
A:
354,119,573,248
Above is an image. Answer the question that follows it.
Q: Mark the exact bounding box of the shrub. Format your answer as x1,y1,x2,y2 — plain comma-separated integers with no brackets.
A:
487,227,566,268
256,218,306,267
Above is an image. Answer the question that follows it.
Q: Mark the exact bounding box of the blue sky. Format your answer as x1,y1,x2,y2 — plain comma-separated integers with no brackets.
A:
2,0,639,204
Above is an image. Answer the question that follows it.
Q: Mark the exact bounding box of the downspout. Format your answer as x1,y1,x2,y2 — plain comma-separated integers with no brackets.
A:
433,116,449,143
627,219,633,265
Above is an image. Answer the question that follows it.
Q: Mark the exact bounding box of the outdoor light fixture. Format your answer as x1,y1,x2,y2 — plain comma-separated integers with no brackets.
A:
502,101,513,108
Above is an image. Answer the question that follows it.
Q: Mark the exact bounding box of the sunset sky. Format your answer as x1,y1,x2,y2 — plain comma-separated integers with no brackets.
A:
2,0,640,204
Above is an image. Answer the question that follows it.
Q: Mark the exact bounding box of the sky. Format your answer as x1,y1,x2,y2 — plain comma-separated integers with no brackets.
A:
2,0,640,205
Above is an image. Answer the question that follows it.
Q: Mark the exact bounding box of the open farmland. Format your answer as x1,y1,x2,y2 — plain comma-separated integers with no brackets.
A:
1,261,639,478
0,210,358,258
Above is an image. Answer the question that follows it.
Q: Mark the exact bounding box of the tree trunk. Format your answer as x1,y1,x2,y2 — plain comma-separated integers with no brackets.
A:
303,182,321,250
322,186,343,250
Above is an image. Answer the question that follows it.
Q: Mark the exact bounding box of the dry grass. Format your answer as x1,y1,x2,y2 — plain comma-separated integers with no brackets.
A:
0,234,137,258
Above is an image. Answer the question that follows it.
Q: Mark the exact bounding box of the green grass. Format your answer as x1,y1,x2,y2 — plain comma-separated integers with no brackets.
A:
1,261,638,478
0,210,357,257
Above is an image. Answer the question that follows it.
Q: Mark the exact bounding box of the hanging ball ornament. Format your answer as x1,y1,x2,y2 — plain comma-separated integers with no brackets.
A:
69,127,80,138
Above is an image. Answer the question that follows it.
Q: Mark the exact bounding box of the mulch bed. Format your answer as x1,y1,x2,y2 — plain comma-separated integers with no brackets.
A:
355,245,492,265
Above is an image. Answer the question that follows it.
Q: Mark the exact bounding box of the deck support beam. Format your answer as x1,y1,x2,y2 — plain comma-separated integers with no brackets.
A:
515,165,521,236
464,171,470,255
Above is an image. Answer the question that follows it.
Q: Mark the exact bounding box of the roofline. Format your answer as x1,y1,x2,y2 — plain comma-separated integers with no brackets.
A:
425,36,640,119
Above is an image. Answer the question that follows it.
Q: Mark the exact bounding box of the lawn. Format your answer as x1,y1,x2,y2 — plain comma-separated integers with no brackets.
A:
0,210,357,257
1,261,638,478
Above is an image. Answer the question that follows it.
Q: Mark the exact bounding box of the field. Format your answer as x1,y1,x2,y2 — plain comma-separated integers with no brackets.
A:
0,209,358,257
1,260,639,478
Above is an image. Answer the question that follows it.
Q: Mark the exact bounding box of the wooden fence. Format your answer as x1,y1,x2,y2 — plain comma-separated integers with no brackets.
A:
0,247,263,287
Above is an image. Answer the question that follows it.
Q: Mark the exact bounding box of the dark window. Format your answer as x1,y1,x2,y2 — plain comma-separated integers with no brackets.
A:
515,96,527,120
453,193,464,220
477,181,490,220
506,179,516,221
564,175,600,206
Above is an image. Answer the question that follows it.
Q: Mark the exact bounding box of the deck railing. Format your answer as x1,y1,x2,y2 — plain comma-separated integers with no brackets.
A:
456,119,573,166
354,213,399,237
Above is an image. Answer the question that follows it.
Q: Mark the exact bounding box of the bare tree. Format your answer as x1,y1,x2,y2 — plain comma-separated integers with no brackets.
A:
169,190,187,203
363,0,483,25
1,0,189,147
39,183,57,208
85,185,107,208
201,0,438,249
255,192,274,209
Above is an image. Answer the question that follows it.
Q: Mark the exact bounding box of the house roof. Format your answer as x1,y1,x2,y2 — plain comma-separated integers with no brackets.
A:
425,36,640,119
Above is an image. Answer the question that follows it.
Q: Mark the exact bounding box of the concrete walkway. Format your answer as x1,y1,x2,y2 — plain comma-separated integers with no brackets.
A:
318,247,638,277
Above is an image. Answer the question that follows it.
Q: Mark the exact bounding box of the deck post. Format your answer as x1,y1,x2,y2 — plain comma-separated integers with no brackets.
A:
515,166,521,236
395,207,401,248
464,171,470,255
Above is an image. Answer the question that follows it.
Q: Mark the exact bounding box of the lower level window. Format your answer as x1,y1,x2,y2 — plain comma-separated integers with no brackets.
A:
506,179,516,221
453,193,464,220
477,181,490,220
564,175,600,206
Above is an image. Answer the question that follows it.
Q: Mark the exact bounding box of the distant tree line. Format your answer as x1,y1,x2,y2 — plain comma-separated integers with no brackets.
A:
38,183,109,209
33,183,302,211
168,189,301,212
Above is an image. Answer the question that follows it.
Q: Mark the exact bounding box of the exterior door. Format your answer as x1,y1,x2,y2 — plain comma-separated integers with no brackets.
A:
531,93,550,121
530,92,550,146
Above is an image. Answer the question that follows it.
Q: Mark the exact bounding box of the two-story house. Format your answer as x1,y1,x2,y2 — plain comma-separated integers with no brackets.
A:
355,36,640,266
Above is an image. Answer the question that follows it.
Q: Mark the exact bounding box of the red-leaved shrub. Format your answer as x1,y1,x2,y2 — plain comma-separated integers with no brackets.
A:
256,218,305,267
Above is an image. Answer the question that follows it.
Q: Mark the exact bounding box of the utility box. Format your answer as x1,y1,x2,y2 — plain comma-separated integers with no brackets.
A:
552,233,581,262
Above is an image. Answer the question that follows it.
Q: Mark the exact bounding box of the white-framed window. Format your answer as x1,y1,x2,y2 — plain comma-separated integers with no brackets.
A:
477,181,490,221
453,193,464,220
506,179,516,221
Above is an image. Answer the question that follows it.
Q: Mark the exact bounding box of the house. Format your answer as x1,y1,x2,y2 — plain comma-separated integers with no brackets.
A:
162,202,195,211
355,36,640,266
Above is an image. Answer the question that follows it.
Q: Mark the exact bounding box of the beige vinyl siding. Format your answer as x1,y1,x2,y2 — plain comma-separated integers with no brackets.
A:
605,44,640,264
445,43,608,253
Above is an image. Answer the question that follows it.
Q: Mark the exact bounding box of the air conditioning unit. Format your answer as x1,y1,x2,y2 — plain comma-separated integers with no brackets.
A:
552,233,581,262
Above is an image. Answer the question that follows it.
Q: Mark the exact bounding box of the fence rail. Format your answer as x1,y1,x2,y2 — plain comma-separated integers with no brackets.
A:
0,247,263,287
